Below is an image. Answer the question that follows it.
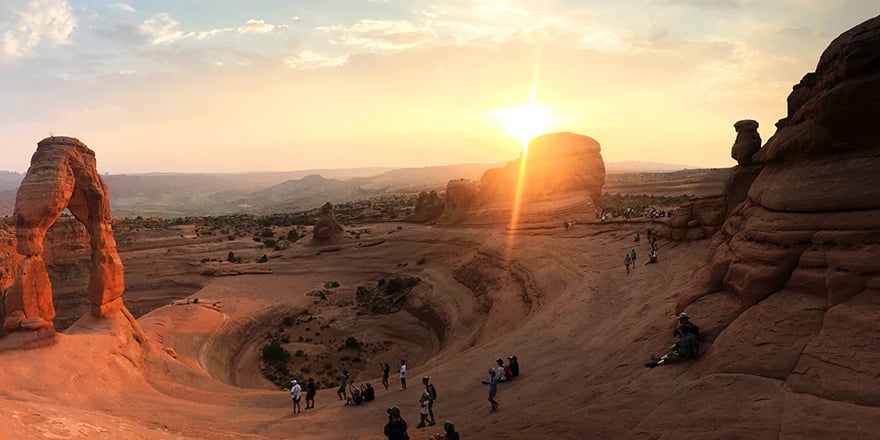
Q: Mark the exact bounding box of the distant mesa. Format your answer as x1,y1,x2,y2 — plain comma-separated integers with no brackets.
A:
407,132,607,224
480,132,606,205
1,136,138,349
311,202,344,242
679,15,880,407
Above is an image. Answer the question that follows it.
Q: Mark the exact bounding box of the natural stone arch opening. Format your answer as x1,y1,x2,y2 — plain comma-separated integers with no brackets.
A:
3,137,125,335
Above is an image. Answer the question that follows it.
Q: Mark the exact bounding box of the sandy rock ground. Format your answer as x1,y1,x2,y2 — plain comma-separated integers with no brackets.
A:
0,213,877,439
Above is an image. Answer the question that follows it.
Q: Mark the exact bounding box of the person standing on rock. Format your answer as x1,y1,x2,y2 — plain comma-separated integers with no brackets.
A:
290,380,302,414
384,406,410,440
337,369,349,401
422,376,438,426
630,249,637,269
381,362,391,390
306,378,317,409
399,360,407,391
487,368,499,412
624,253,632,274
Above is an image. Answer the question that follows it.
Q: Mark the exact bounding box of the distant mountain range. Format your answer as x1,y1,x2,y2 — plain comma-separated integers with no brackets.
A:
0,161,708,217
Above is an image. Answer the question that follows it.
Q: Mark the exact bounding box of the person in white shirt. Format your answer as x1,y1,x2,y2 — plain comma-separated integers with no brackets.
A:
290,379,302,414
399,359,407,391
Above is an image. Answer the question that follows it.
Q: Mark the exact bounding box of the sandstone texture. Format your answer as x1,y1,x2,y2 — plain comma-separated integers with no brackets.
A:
311,202,344,242
3,137,127,336
405,190,444,223
480,132,605,204
439,179,480,224
679,15,880,407
731,119,761,166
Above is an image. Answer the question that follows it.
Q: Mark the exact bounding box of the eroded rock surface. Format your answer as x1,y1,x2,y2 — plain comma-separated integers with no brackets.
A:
480,132,606,204
439,179,479,224
312,202,344,242
405,190,444,223
679,15,880,407
3,137,127,338
731,119,761,166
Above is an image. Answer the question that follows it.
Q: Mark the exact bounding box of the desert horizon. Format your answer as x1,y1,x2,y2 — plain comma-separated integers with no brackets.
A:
1,3,879,440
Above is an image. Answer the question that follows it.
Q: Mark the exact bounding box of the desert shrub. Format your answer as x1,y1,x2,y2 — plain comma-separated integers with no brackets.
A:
263,239,277,248
257,254,268,263
287,229,300,241
261,228,275,238
416,257,427,265
282,316,295,327
261,340,290,363
295,349,305,357
344,337,361,349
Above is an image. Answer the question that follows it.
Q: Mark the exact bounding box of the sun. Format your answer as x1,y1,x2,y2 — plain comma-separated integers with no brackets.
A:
491,103,555,148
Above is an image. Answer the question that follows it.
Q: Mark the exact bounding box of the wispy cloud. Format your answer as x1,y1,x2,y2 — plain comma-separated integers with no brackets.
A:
655,0,743,9
291,16,303,23
285,49,349,70
238,19,276,34
1,0,77,58
197,28,233,40
139,12,193,45
109,3,136,13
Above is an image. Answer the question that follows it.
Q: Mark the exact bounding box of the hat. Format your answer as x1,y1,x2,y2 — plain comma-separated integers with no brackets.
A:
489,368,496,374
496,358,503,364
387,406,401,416
677,312,689,319
290,380,297,384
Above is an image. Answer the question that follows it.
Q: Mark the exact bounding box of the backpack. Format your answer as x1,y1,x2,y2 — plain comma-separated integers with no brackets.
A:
428,384,438,401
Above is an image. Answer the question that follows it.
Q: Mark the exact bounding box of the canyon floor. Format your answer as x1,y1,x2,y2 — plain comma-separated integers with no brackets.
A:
0,194,877,439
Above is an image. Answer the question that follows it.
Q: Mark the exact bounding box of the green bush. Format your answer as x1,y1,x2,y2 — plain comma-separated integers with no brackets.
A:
261,340,290,363
344,337,361,349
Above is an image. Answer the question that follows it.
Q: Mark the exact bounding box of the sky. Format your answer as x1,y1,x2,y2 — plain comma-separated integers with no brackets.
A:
0,0,876,173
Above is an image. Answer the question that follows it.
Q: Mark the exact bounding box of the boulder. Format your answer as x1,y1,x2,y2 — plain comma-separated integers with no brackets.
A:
3,136,128,338
439,179,479,224
312,202,344,242
480,132,605,205
405,190,444,223
731,119,761,166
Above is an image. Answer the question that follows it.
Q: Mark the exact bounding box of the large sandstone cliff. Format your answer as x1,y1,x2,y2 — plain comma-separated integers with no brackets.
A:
679,15,880,407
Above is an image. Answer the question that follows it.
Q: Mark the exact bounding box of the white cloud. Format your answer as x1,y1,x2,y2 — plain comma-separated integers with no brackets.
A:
238,19,275,34
197,28,232,40
109,3,136,13
139,12,193,45
285,50,349,70
291,16,303,23
1,0,77,58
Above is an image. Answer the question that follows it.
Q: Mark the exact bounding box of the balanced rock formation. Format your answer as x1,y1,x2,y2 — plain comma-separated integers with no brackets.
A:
679,15,880,407
439,179,479,224
4,137,127,337
480,132,605,204
730,119,761,166
312,202,344,242
405,190,445,223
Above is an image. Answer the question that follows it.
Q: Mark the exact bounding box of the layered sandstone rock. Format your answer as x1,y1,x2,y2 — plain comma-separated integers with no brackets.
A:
405,190,445,223
3,137,127,338
679,15,880,407
439,179,479,224
731,119,761,166
480,132,606,205
312,202,344,242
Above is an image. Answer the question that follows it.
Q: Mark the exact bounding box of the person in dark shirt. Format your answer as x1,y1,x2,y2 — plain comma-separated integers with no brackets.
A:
507,356,519,377
384,406,409,440
306,378,317,409
646,313,700,368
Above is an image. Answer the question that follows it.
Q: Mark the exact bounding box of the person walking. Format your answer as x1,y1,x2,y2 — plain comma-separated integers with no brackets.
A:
422,376,437,426
337,369,349,401
624,253,632,274
384,406,409,440
630,249,637,270
399,360,407,391
305,378,317,409
290,380,302,414
381,362,391,390
487,368,499,412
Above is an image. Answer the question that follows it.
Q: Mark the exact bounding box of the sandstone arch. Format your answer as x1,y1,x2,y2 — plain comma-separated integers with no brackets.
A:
3,137,125,334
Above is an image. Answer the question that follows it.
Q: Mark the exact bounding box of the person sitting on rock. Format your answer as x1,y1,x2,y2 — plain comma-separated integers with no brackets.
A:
362,383,375,402
508,356,519,378
634,232,640,242
348,383,362,406
495,359,509,382
673,312,700,340
645,249,658,265
645,313,700,368
430,420,461,440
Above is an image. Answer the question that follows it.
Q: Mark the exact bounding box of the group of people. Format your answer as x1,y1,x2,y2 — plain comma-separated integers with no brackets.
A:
645,313,701,368
346,382,376,406
482,356,520,412
288,378,317,414
625,229,661,273
384,406,460,440
596,206,677,221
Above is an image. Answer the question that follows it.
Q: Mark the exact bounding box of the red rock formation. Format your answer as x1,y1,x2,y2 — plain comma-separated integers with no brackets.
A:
3,137,127,338
312,202,344,242
439,179,479,224
405,190,444,223
679,15,880,407
480,132,605,205
731,119,761,166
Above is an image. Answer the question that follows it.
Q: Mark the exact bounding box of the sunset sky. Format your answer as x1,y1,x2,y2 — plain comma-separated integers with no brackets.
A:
0,0,875,173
